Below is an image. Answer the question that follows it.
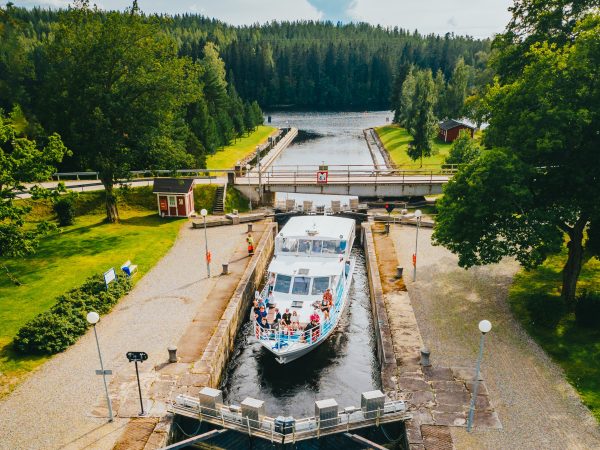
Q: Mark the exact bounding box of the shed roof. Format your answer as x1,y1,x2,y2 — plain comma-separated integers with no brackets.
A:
439,119,476,131
152,178,194,194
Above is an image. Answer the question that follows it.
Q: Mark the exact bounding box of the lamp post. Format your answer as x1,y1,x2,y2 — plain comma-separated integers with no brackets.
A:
412,209,422,282
467,319,492,432
256,145,262,206
245,164,252,212
200,208,210,278
87,311,113,422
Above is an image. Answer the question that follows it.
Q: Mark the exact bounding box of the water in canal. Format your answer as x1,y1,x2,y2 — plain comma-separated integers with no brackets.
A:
220,111,390,417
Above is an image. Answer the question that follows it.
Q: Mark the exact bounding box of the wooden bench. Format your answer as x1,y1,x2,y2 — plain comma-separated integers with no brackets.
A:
121,260,138,277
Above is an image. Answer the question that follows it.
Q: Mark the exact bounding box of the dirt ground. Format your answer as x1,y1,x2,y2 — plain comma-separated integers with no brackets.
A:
390,225,600,450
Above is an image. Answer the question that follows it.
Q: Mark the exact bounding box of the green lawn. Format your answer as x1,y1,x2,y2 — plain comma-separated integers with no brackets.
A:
509,248,600,421
205,126,276,169
0,193,183,396
374,125,453,169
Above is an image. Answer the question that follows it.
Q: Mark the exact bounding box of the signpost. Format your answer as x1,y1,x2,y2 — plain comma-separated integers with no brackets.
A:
103,268,116,290
126,351,149,416
384,203,395,234
316,170,328,184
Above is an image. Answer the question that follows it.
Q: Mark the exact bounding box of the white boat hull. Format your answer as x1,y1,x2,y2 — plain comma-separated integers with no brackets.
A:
255,257,355,364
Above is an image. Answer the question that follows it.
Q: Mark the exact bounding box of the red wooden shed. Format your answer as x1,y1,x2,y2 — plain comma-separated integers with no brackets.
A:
153,178,195,218
438,119,476,143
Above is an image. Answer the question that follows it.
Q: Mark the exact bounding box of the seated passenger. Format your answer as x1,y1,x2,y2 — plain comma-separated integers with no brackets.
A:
273,308,282,325
323,288,333,304
258,306,267,321
290,311,300,330
310,308,320,324
281,308,292,326
301,320,314,342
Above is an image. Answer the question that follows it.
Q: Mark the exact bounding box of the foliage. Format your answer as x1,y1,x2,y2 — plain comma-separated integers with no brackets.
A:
524,294,567,328
52,194,77,226
0,107,70,258
445,129,481,165
224,187,250,213
13,273,132,355
436,13,600,304
575,291,600,328
374,125,452,169
404,70,438,167
444,57,469,118
193,185,218,215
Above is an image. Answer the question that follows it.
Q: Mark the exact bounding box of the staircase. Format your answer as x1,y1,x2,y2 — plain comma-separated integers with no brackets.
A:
212,184,226,215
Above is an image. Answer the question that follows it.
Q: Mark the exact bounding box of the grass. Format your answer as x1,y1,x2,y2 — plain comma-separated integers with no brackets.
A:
0,189,184,396
205,126,276,169
509,247,600,421
374,125,453,169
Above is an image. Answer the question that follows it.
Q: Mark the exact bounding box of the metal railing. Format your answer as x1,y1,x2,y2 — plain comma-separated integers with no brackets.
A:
170,396,409,444
52,169,234,181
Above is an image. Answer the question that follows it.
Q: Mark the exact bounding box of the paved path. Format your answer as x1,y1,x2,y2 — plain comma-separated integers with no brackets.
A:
0,223,248,450
391,226,600,450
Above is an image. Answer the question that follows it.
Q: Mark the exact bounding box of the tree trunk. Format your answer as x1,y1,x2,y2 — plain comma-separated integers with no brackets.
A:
561,218,587,306
104,182,120,223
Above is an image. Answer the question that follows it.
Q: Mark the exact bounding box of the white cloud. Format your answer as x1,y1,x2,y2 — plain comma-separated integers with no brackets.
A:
346,0,512,38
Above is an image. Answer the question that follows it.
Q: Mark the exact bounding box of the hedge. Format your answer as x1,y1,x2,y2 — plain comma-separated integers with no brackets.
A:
14,273,132,355
575,290,600,328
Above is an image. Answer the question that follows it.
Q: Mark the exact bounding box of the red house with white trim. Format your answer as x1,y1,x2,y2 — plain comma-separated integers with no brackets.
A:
153,178,195,218
438,119,476,143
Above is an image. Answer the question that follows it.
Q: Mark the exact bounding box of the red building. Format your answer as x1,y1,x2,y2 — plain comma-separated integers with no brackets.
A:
438,119,476,143
153,178,195,218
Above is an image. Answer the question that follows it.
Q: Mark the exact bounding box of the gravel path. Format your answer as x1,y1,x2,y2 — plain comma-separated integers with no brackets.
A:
0,223,247,450
391,226,600,450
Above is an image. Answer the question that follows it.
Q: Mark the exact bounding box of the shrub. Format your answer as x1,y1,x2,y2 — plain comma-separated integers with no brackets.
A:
53,196,76,226
13,273,132,355
575,291,600,328
525,294,567,329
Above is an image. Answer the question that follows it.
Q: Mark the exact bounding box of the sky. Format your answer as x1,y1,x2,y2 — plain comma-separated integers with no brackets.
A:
12,0,513,38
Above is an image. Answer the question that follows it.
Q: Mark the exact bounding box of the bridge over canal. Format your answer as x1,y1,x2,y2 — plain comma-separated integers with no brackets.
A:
233,164,456,203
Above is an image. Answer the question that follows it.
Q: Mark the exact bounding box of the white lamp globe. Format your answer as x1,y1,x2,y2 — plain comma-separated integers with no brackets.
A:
200,209,208,217
479,320,492,334
87,311,100,325
246,164,251,170
415,209,422,218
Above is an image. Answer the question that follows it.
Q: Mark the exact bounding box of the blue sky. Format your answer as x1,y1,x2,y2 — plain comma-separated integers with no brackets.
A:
12,0,512,38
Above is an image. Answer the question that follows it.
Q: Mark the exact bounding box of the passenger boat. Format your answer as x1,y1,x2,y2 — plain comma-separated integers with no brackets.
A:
251,216,356,364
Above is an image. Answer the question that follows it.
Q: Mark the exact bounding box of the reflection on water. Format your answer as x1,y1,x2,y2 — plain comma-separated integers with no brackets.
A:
221,248,380,417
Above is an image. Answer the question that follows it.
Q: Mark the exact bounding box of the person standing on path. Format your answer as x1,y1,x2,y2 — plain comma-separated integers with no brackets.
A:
246,233,255,256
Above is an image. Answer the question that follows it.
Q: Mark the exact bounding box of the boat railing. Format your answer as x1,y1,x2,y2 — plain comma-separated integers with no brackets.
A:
253,271,350,351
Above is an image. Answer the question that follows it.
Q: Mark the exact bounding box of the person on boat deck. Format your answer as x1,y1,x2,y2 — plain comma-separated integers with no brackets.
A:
345,260,351,278
302,320,314,342
281,308,292,326
268,274,275,293
310,308,320,324
290,311,300,330
253,300,261,319
266,290,274,307
273,308,282,325
257,305,267,321
323,288,333,304
320,296,330,320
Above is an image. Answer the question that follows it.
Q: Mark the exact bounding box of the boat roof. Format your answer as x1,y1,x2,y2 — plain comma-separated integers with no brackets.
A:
278,216,355,240
269,256,343,277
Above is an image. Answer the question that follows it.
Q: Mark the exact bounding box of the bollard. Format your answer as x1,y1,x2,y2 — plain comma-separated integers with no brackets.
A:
247,223,253,232
396,266,404,278
168,346,177,363
222,263,229,275
420,347,431,367
384,223,390,234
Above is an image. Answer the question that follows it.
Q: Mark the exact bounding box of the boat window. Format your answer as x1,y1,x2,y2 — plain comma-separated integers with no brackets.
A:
291,276,310,295
311,277,330,295
274,274,292,293
281,238,298,253
312,240,323,254
322,240,341,254
298,239,312,254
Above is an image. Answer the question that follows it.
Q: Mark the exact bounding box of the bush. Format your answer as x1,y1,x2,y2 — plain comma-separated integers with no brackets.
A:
525,294,567,329
575,291,600,328
13,273,132,355
53,196,76,226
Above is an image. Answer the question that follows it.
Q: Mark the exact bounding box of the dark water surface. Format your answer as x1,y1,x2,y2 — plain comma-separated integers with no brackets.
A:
221,248,381,417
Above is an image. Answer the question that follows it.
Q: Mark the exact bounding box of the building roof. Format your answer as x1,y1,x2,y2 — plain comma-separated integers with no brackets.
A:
278,216,355,240
439,119,477,131
152,177,194,194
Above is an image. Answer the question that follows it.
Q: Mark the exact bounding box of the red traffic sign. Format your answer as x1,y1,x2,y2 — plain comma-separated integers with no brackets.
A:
317,170,328,184
126,351,148,362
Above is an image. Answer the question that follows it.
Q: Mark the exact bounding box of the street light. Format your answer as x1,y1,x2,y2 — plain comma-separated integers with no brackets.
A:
200,208,210,278
256,145,262,206
87,311,113,422
467,320,492,432
412,209,422,282
245,164,252,212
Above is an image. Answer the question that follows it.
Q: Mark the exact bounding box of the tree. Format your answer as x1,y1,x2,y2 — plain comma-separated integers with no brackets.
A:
38,1,199,222
391,62,412,123
397,68,416,127
445,58,468,118
434,14,600,305
405,70,438,167
433,69,447,119
445,129,481,165
0,107,70,259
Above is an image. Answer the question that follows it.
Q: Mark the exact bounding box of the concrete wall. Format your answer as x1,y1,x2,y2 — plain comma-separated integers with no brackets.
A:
361,223,397,395
191,222,278,388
